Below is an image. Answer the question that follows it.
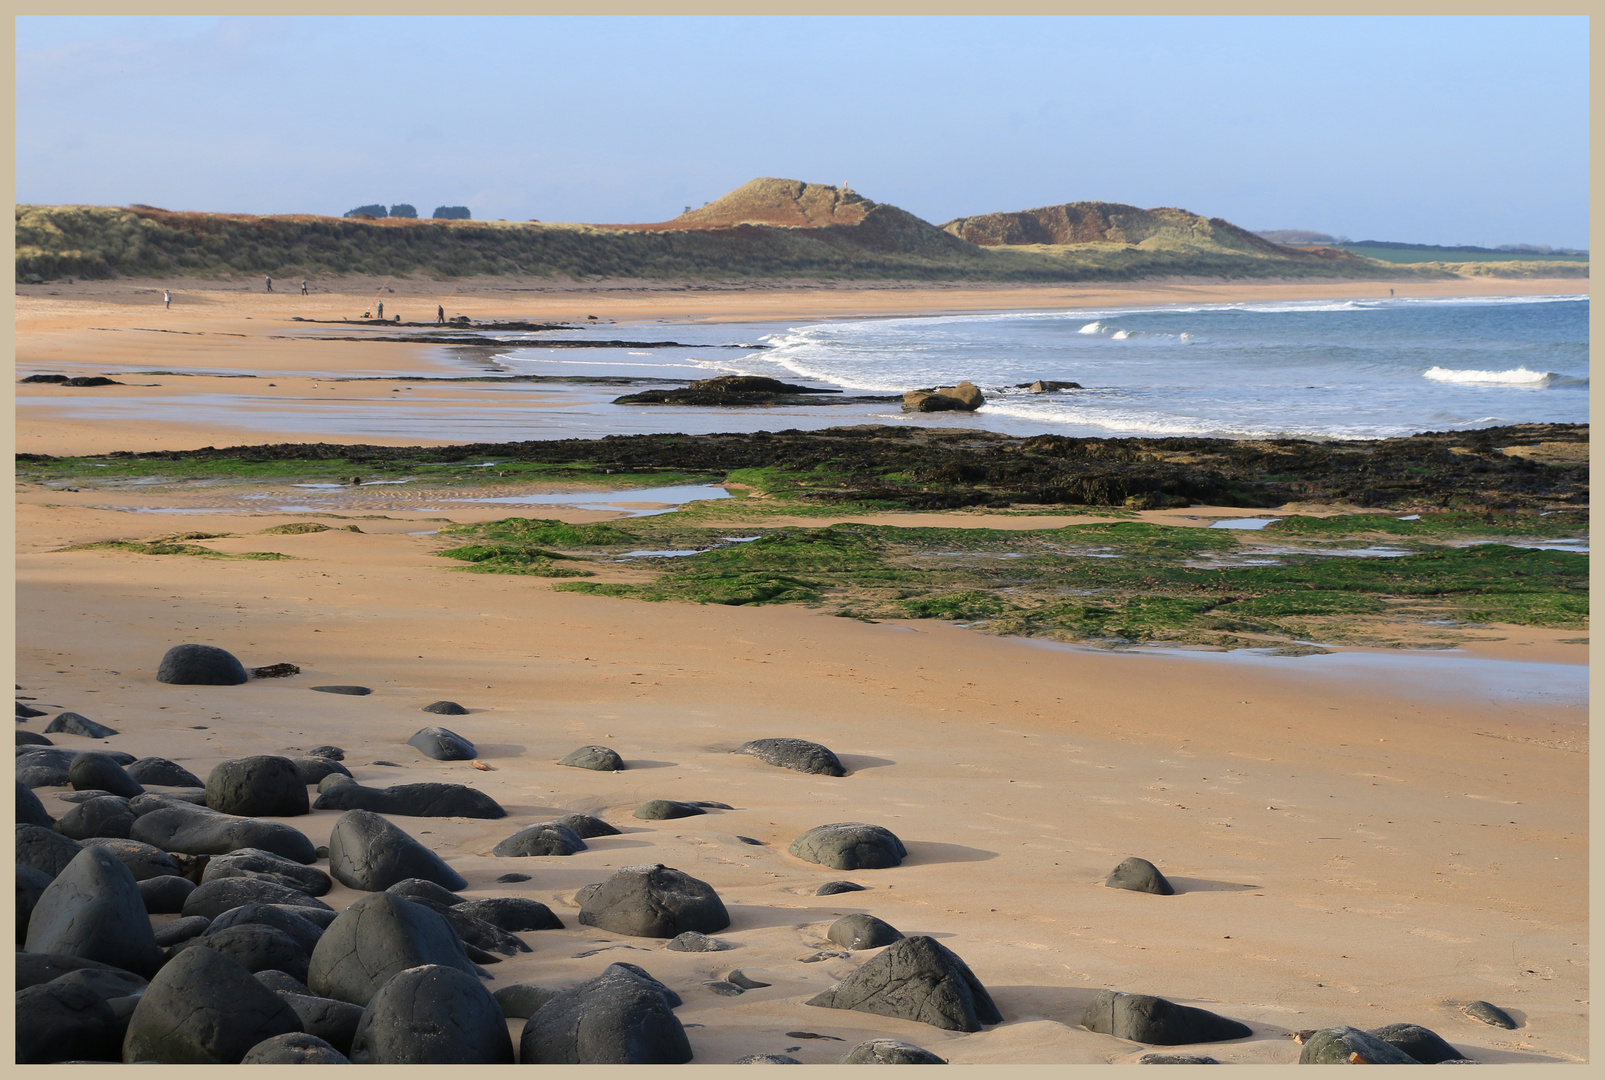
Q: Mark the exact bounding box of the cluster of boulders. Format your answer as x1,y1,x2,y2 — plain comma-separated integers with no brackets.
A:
15,644,1510,1063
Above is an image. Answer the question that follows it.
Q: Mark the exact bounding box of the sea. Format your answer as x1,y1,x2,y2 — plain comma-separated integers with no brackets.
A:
492,293,1589,442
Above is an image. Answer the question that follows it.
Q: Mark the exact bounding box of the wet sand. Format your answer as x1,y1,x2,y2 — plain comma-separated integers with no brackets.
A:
11,279,1590,1064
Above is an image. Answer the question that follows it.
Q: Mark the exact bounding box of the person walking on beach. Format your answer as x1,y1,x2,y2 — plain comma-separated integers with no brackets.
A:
377,301,384,321
437,304,445,325
265,275,273,292
163,290,171,309
301,280,308,296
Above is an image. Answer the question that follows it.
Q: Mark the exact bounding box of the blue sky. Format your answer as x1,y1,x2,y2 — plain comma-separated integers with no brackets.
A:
14,15,1589,248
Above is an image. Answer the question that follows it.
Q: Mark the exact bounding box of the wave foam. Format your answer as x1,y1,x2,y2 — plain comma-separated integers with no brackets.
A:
1423,366,1563,386
1078,321,1103,335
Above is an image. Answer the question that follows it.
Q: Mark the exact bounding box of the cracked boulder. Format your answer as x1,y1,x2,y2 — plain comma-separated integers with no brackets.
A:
577,863,729,938
121,945,302,1063
350,963,514,1064
789,822,906,870
25,846,164,978
1082,990,1251,1045
736,737,846,776
806,935,1000,1032
306,892,479,1007
326,808,468,892
519,962,690,1064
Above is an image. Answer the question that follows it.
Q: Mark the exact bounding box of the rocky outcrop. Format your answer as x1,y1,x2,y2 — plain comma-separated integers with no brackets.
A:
902,382,984,413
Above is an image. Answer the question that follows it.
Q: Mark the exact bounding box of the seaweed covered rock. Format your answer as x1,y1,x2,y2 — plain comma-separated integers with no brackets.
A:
349,963,514,1064
121,945,301,1063
1082,990,1251,1045
578,863,729,938
806,936,1000,1033
326,808,468,892
736,737,846,777
519,962,691,1064
790,822,906,870
157,643,248,685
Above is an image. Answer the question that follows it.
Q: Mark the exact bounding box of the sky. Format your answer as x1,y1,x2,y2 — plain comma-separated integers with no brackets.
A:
14,15,1590,249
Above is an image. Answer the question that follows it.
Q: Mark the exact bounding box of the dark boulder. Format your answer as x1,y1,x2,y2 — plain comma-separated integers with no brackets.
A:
736,737,846,777
421,700,468,715
45,964,150,1002
634,799,705,820
1081,990,1251,1045
69,752,144,798
17,780,53,827
1138,1053,1220,1063
734,1053,802,1062
17,702,48,719
790,822,906,870
292,755,351,785
493,821,588,857
203,847,332,896
326,808,468,892
667,930,731,952
554,812,621,838
156,643,248,686
817,880,866,896
128,789,206,812
122,945,302,1063
1105,857,1174,896
408,726,477,761
154,915,212,947
306,892,479,1007
313,781,505,818
318,772,356,792
54,795,135,840
1463,1000,1517,1029
181,876,331,920
256,969,313,996
406,895,532,956
16,862,53,943
558,745,624,771
727,970,772,989
25,846,164,977
205,755,309,817
240,1032,350,1065
1367,1023,1464,1064
15,979,122,1063
130,801,317,864
17,823,84,878
44,712,119,738
17,758,71,788
311,685,371,696
125,756,203,788
494,982,565,1018
175,923,311,982
80,837,183,881
277,994,363,1055
386,877,464,906
806,935,1000,1033
307,745,345,760
14,952,148,993
16,729,52,746
458,896,564,932
519,962,691,1064
350,963,514,1064
208,904,327,954
1297,1026,1421,1064
578,863,729,938
137,874,195,913
840,1039,948,1064
828,913,905,950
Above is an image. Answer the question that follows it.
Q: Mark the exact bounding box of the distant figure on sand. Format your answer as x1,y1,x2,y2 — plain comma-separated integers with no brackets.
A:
377,301,384,320
301,280,308,295
1389,288,1395,296
265,275,273,292
163,290,171,309
437,305,445,325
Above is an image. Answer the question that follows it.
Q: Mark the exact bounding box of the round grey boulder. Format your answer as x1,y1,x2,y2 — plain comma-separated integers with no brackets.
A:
386,876,464,906
790,822,906,870
210,904,326,953
26,846,164,977
1298,1026,1420,1064
16,863,53,944
827,912,905,950
1367,1023,1464,1064
311,685,371,696
54,795,135,840
122,945,301,1063
737,737,846,777
493,821,588,857
327,808,468,892
457,896,564,932
180,876,331,920
157,643,249,685
553,812,621,838
277,993,363,1054
153,916,211,947
817,880,866,896
124,756,204,788
806,935,1001,1033
558,745,624,771
205,755,310,817
203,846,332,896
350,963,513,1064
130,801,317,863
176,922,312,982
422,700,468,715
1082,990,1250,1045
17,780,54,827
306,892,479,1007
667,930,730,952
137,874,195,914
44,712,119,738
313,781,505,818
578,863,729,938
840,1038,948,1064
241,1032,351,1065
634,798,705,820
1105,857,1174,896
293,755,351,785
69,752,145,798
408,726,477,761
307,745,345,760
81,837,183,881
15,979,122,1063
519,962,691,1064
17,823,84,878
1464,1000,1517,1028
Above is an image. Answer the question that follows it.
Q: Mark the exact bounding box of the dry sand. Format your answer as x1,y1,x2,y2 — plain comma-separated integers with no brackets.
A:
10,279,1589,1064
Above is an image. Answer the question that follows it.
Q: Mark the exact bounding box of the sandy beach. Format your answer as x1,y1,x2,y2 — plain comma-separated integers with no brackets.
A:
13,277,1588,1064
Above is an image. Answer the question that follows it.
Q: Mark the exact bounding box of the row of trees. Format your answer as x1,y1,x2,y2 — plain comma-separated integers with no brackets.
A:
344,204,471,220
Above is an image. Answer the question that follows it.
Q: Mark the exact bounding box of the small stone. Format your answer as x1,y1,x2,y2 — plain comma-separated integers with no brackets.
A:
816,880,866,896
306,745,345,760
634,799,705,820
311,685,372,696
806,935,1000,1032
1082,990,1250,1045
248,663,301,679
496,872,532,883
558,745,625,771
727,969,772,989
43,712,118,738
493,821,588,857
578,863,730,938
1298,1026,1420,1064
1366,1023,1464,1064
553,812,621,838
666,930,731,952
421,700,469,715
124,757,203,788
1463,1000,1517,1029
1137,1052,1220,1064
736,737,846,776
